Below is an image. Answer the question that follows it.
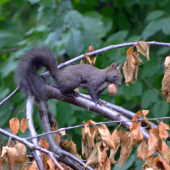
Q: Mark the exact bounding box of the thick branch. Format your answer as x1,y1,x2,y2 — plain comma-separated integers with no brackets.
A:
26,95,44,170
47,85,150,140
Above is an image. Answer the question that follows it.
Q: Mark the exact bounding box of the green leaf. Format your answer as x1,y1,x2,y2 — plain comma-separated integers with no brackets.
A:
35,25,47,32
157,47,170,55
57,102,72,127
142,19,164,40
64,10,83,29
162,17,170,35
64,28,84,57
0,31,22,47
127,35,142,42
82,17,106,38
146,10,165,21
123,80,143,100
141,89,159,109
0,0,11,6
27,0,40,4
153,101,169,117
106,30,128,43
81,28,100,52
142,52,159,78
103,17,113,33
0,60,17,78
48,99,57,117
0,88,10,101
0,104,12,127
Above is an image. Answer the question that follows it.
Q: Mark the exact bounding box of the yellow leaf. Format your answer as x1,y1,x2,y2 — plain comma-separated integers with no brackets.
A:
20,118,28,133
9,118,19,135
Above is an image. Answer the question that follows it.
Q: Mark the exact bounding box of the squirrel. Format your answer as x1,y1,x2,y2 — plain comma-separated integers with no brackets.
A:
15,47,122,105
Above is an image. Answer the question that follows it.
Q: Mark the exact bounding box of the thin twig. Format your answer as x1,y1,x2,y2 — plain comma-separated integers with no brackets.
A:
26,116,170,140
0,87,20,107
50,154,64,170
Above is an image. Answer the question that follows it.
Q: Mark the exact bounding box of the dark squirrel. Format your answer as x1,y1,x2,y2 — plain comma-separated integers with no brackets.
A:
15,47,122,105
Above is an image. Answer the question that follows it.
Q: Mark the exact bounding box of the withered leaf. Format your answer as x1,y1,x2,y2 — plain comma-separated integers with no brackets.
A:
136,41,150,61
9,118,19,135
137,140,148,161
162,57,170,102
20,118,28,133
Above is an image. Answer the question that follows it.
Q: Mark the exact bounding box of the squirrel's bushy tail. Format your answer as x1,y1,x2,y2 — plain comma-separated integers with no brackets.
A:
15,47,58,100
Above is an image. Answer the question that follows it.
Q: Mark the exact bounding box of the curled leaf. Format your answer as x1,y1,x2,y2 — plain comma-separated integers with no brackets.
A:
162,56,170,102
136,41,150,61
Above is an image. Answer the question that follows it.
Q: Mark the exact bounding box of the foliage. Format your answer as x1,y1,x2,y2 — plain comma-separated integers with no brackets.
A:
1,0,170,169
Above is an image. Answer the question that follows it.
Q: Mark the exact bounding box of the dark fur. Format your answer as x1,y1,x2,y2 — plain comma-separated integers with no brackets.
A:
16,47,122,103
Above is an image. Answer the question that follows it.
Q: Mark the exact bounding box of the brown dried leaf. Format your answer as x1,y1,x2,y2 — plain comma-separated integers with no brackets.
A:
130,116,138,131
62,140,68,149
15,143,27,162
109,144,120,164
123,47,136,86
0,157,2,164
162,61,170,102
84,46,96,66
118,130,127,144
119,134,132,169
20,118,28,133
85,143,98,166
1,146,18,170
136,110,151,126
38,138,49,149
29,160,38,170
102,157,111,170
111,127,120,147
82,121,97,159
160,122,169,130
47,158,55,170
9,118,19,135
136,41,150,60
153,156,170,170
164,56,170,68
68,140,81,160
19,156,29,170
158,124,168,139
131,127,144,145
85,142,107,167
133,52,143,65
148,128,159,157
157,140,170,164
137,140,148,161
131,65,139,83
109,128,120,164
97,124,115,149
142,156,155,169
52,125,61,146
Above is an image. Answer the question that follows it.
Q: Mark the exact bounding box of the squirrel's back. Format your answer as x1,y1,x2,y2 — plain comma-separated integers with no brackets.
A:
15,47,58,100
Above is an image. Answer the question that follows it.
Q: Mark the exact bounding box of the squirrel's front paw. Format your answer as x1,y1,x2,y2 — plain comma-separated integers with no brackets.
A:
95,100,103,106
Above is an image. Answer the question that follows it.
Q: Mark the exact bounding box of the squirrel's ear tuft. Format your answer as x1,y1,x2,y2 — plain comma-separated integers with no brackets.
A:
110,62,117,69
116,64,122,70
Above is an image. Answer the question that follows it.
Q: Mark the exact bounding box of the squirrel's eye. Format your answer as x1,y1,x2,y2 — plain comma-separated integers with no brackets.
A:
113,74,117,78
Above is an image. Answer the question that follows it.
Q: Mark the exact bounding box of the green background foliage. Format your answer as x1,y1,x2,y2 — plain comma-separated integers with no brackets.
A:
0,0,170,169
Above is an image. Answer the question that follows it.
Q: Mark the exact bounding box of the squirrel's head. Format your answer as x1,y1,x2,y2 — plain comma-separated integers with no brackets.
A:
106,62,122,86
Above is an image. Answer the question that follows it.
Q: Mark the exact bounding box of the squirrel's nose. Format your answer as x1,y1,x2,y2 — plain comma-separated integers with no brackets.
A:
117,83,121,86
